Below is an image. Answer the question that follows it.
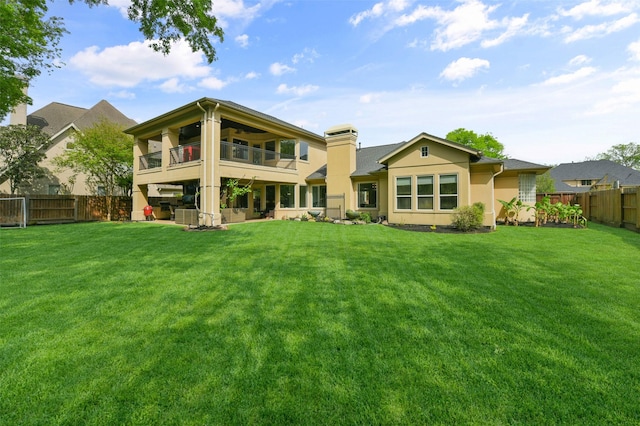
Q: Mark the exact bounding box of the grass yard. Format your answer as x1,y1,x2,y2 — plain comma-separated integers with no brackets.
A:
1,221,639,424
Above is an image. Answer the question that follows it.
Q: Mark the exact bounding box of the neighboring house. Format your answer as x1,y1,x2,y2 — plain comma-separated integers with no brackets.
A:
126,98,549,226
0,100,137,195
549,160,640,193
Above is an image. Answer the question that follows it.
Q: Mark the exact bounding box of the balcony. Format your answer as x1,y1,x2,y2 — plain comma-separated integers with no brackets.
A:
170,142,201,166
139,152,162,170
138,140,297,172
221,141,296,170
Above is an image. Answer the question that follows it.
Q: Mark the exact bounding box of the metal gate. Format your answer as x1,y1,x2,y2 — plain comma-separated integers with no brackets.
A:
326,193,344,219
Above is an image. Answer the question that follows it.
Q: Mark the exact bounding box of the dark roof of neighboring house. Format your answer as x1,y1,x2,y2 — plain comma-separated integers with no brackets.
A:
550,160,640,192
27,100,136,136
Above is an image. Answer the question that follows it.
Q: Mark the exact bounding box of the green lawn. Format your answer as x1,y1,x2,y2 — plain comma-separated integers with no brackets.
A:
1,221,639,424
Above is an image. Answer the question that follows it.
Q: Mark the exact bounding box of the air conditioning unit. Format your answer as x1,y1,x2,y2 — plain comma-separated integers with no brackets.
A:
175,208,199,226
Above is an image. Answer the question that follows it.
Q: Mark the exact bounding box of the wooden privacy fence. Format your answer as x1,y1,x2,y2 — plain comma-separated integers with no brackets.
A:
575,187,640,232
536,193,576,205
0,194,132,225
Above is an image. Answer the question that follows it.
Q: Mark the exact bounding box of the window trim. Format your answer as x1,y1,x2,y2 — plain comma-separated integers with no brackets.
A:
417,175,434,210
312,185,327,208
299,185,308,208
299,141,309,162
439,173,458,211
279,184,295,209
420,146,429,158
395,176,412,210
357,182,378,209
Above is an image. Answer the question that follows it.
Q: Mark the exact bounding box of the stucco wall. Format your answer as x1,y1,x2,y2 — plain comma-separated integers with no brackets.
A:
385,140,472,226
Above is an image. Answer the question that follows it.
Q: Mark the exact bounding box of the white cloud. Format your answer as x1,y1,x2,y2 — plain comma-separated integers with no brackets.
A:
235,34,249,48
564,13,640,43
481,14,529,48
276,84,319,96
569,55,592,67
394,4,442,27
440,57,490,82
349,0,410,26
540,66,597,85
270,62,296,76
589,76,640,114
350,2,386,26
199,76,229,90
245,71,260,79
106,0,130,17
69,40,210,87
360,93,383,104
629,40,640,61
292,48,320,64
558,0,631,20
108,90,136,99
159,78,190,93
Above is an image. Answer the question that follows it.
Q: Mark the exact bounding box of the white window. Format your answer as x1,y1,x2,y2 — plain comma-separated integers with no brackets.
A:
396,177,412,210
417,176,434,210
439,174,458,210
421,146,429,157
519,173,536,203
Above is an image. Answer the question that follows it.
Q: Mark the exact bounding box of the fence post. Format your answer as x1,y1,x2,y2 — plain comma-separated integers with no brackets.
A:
24,194,31,224
636,190,640,232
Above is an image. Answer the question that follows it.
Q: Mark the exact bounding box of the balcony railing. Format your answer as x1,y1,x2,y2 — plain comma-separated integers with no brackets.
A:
139,152,162,170
170,142,201,166
139,141,297,172
220,141,296,170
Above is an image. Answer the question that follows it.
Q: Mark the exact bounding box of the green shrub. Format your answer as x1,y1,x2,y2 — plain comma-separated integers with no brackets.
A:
345,209,360,220
360,212,372,223
451,202,485,232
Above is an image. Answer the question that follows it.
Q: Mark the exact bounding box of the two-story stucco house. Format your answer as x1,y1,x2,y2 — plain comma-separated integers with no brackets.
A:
126,98,549,227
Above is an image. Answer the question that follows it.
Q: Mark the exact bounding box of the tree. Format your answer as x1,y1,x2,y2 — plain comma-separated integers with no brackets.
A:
1,0,224,120
536,171,555,194
0,125,52,194
594,142,640,170
446,128,506,159
54,119,133,220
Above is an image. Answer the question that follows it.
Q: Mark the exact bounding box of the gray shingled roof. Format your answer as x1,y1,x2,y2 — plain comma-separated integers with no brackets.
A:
27,100,136,136
503,158,549,171
307,143,549,180
352,142,404,176
550,160,640,192
27,102,87,136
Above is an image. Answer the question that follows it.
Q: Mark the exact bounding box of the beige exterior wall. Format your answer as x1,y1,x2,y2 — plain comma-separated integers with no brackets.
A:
385,140,473,226
470,164,502,227
494,172,535,222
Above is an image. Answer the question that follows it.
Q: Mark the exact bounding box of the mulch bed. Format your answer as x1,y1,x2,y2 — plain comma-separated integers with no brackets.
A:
386,224,494,233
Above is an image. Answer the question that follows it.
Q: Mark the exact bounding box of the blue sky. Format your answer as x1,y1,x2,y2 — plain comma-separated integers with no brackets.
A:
7,0,640,165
